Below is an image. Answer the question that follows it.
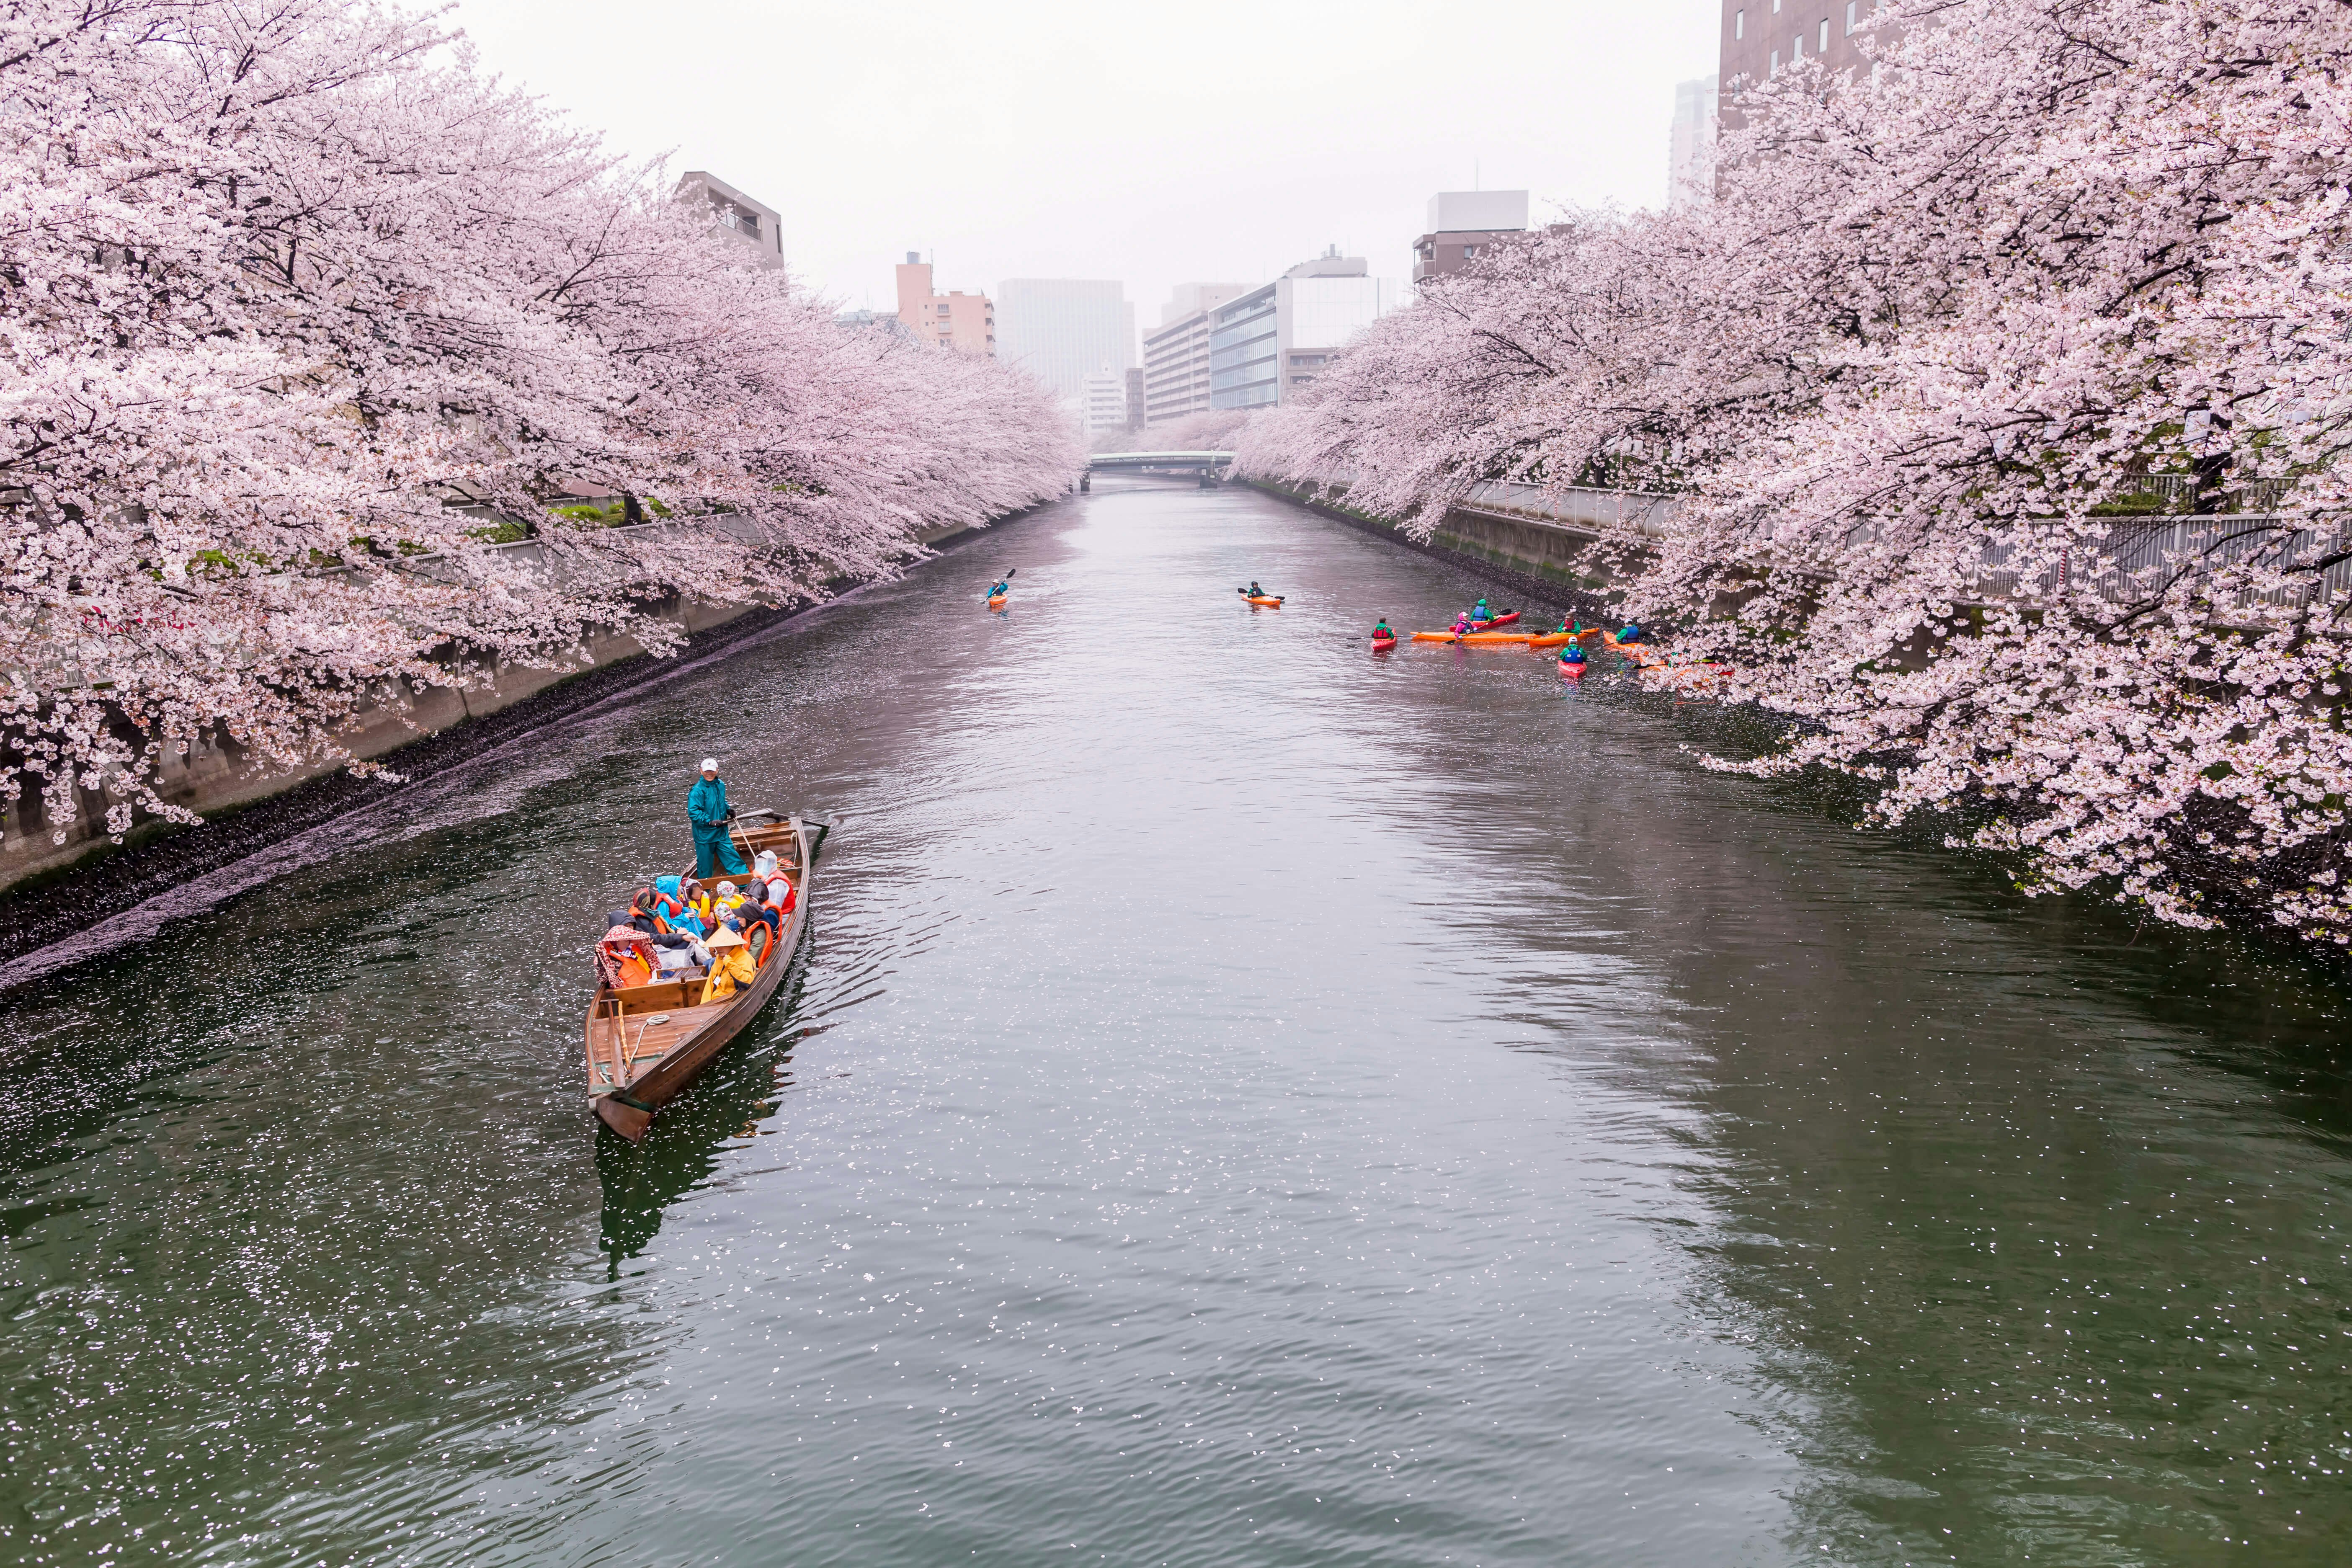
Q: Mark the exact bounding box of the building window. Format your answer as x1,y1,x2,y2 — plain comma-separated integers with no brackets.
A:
1770,47,1779,72
1819,17,1829,49
1771,0,1779,10
1793,32,1803,57
1735,8,1743,39
1845,0,1857,32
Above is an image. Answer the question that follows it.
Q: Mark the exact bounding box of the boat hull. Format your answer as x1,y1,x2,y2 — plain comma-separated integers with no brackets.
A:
1370,637,1396,652
1246,595,1284,607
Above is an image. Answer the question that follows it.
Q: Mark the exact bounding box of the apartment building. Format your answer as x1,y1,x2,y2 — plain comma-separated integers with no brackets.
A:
1410,191,1529,284
676,171,784,269
1722,0,1879,124
1209,251,1397,412
895,253,995,354
1079,369,1127,433
1140,282,1248,429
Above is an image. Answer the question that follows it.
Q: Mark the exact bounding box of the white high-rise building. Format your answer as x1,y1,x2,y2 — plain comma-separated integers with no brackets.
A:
1079,369,1127,433
996,280,1137,400
1208,250,1398,411
1669,75,1720,209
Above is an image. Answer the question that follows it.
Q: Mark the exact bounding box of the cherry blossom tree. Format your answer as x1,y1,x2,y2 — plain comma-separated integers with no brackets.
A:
0,0,1076,851
1247,0,2352,944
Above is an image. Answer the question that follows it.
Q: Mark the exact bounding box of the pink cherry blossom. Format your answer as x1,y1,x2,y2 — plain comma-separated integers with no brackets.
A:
0,0,1078,850
1246,0,2352,944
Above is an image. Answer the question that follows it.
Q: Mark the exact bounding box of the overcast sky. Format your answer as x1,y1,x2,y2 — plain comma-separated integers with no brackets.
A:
452,0,1721,330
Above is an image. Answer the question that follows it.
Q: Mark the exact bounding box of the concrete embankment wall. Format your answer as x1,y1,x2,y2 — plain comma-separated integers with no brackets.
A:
0,513,996,900
1248,480,1631,623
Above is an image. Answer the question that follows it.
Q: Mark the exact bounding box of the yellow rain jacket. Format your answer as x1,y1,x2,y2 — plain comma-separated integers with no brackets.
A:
699,944,757,1006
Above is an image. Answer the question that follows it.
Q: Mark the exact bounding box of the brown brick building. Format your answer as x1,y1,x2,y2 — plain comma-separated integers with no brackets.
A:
1719,0,1881,124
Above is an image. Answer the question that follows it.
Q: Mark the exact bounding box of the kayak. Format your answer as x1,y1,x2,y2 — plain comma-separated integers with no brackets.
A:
1370,634,1397,651
1470,611,1521,629
1246,595,1284,607
1412,630,1534,644
986,594,1007,610
1525,632,1573,647
1604,630,1666,668
1560,659,1588,678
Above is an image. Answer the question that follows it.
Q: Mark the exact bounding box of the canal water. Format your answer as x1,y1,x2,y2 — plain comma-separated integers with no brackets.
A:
2,481,2347,1566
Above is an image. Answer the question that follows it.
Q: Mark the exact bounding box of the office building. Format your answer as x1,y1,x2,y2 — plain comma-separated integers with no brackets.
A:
1140,282,1249,429
1721,1,1880,126
895,253,995,354
1124,368,1145,433
676,171,784,269
995,280,1136,400
1670,75,1720,209
1411,191,1529,284
1079,369,1127,433
1209,250,1398,412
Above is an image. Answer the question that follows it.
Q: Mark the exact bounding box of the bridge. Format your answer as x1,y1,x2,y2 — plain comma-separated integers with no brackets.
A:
1081,451,1235,490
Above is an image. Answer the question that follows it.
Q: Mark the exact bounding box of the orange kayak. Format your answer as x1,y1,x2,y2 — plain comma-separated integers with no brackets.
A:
1245,595,1284,607
1412,630,1532,644
1525,632,1575,647
986,594,1007,610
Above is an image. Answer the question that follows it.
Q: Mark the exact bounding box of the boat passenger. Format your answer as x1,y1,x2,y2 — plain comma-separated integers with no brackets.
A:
699,926,756,1005
625,889,695,949
689,758,750,879
1616,622,1645,643
743,883,784,947
1560,644,1587,666
766,870,796,913
1451,613,1473,637
1372,619,1395,642
1473,598,1491,623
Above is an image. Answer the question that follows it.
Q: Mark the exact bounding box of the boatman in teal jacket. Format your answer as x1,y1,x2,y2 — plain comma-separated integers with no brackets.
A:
689,757,749,880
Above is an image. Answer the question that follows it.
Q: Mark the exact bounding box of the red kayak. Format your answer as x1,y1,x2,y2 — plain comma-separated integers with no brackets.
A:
1560,660,1587,679
1471,611,1521,629
1370,634,1397,652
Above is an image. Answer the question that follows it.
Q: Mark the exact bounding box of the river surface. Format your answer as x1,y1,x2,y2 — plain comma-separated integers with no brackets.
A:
2,480,2348,1567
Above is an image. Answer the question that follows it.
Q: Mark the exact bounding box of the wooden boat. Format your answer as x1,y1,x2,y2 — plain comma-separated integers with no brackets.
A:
584,811,822,1142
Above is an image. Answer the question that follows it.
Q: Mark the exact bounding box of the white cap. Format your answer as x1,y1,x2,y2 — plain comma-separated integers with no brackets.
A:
699,757,719,773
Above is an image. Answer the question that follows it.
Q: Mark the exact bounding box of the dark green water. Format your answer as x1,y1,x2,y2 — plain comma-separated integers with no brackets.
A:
1,482,2347,1566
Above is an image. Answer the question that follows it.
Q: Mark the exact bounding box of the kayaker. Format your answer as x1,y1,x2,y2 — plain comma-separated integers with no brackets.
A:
985,579,1009,600
698,925,756,1005
1560,644,1587,666
1473,597,1492,623
1372,619,1395,642
1247,580,1268,598
689,758,749,879
1450,611,1473,637
1617,622,1645,643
